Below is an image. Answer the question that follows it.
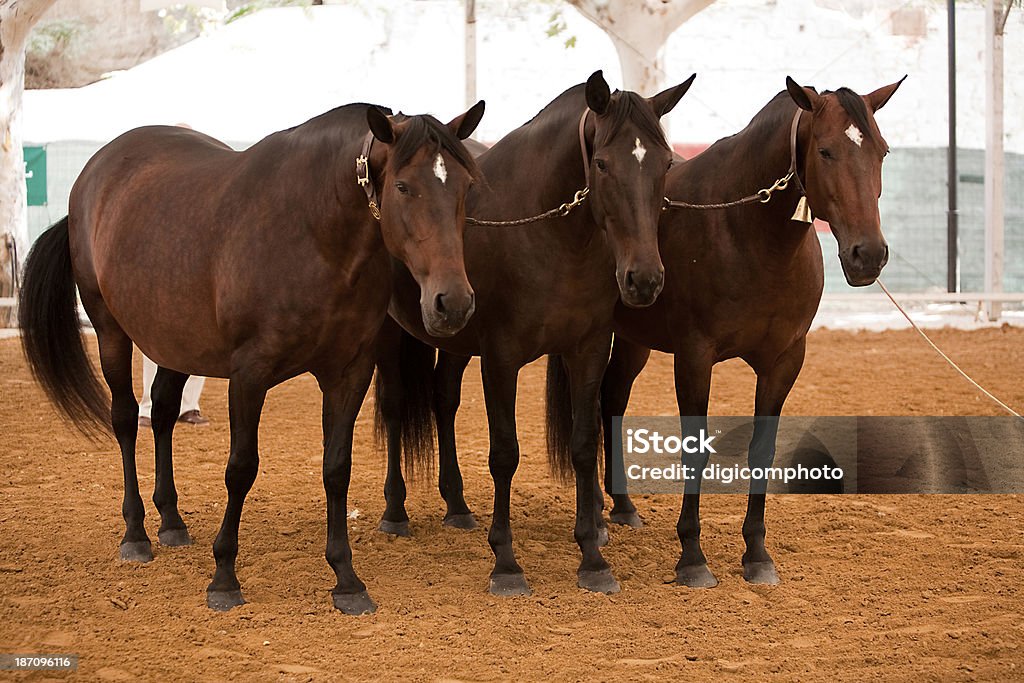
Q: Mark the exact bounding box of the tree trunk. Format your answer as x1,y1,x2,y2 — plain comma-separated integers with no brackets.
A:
1,0,57,324
566,0,715,95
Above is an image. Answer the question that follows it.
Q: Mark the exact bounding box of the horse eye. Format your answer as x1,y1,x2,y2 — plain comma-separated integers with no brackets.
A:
595,158,608,173
396,181,410,195
818,148,833,160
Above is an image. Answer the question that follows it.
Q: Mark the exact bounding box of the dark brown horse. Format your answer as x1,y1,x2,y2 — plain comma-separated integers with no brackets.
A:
597,76,905,587
18,100,485,614
376,71,694,596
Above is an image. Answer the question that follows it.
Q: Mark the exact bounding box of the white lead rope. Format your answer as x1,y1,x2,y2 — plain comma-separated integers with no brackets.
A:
877,279,1022,418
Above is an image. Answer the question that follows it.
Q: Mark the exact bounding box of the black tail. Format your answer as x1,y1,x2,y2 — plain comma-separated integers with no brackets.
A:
18,217,110,435
374,329,437,479
545,354,576,484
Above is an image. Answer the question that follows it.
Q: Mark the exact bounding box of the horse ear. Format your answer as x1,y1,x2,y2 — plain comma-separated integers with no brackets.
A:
367,106,395,144
648,73,696,118
786,76,822,112
585,70,611,115
864,75,907,113
447,100,486,140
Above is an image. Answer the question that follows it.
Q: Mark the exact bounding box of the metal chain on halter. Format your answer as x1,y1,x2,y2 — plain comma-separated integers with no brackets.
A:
465,188,589,226
464,108,593,227
663,109,805,213
662,171,794,211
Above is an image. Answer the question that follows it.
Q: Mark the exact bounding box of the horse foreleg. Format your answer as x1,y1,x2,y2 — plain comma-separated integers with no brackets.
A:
672,349,717,588
319,356,377,615
564,342,620,594
742,337,806,585
434,351,474,529
480,355,529,597
150,366,191,547
600,335,651,528
206,374,266,611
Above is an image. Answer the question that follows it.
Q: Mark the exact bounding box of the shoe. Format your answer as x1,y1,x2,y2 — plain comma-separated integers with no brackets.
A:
177,410,210,426
138,416,152,428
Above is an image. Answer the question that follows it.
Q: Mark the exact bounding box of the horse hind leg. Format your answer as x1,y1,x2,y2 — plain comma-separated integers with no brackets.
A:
150,366,192,546
89,318,151,562
434,351,475,529
600,336,651,528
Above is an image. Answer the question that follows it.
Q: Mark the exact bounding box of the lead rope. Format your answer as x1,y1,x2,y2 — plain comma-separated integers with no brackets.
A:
877,279,1021,418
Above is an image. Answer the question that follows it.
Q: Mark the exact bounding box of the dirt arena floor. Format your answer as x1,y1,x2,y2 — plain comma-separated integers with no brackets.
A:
1,327,1022,681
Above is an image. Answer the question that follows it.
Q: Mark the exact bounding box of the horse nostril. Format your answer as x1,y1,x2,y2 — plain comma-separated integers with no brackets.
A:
626,270,637,291
434,292,446,314
851,244,863,265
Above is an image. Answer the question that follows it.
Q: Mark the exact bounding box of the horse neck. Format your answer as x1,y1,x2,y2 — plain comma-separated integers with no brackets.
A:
260,123,384,266
480,101,596,245
693,103,813,257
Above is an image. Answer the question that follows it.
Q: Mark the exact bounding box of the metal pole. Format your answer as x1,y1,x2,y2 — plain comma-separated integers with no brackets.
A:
984,0,1005,320
465,0,477,109
946,0,958,293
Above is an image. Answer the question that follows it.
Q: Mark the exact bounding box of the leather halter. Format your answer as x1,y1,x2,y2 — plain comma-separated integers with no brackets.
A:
355,132,380,221
788,108,806,196
578,108,592,186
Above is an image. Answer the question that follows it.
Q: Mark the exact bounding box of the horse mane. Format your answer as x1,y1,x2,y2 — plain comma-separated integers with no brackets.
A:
825,87,877,144
280,104,480,179
596,90,671,151
521,83,670,151
389,114,482,180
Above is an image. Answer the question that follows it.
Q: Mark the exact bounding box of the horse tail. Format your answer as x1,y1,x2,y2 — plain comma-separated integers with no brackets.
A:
373,329,437,479
545,354,575,484
18,216,110,435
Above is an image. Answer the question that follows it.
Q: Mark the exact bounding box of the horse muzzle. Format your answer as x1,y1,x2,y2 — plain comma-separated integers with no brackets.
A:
421,286,475,337
840,239,889,287
619,265,666,308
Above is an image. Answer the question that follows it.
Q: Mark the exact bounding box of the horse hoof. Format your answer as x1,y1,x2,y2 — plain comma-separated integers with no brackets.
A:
596,527,610,547
158,528,193,547
119,540,153,563
675,564,719,589
609,511,643,528
377,519,411,537
332,590,377,615
206,589,245,612
578,568,620,594
743,561,780,585
443,513,479,530
489,573,531,597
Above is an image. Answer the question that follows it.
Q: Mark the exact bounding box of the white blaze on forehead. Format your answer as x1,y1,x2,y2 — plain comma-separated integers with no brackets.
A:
845,124,864,147
632,137,647,166
433,153,447,184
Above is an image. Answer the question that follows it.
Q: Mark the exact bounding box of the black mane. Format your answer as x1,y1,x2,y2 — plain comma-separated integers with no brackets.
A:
596,90,671,152
390,113,482,180
826,87,876,144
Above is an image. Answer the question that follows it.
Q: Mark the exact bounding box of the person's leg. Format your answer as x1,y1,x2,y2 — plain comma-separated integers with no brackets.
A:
139,354,157,421
179,375,206,416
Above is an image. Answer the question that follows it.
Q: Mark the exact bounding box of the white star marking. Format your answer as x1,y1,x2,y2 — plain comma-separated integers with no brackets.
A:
845,124,864,147
632,137,647,166
433,153,447,184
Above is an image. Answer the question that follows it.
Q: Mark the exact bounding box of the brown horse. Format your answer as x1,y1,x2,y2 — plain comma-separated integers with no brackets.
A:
18,100,485,614
597,76,905,587
376,71,694,596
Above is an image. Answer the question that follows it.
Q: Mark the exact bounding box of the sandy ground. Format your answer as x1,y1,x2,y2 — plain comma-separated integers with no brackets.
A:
1,327,1022,681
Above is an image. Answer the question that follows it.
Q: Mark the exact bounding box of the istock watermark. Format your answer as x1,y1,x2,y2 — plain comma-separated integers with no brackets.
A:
610,416,1024,495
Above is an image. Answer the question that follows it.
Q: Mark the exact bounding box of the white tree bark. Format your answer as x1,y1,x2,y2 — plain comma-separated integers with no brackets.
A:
565,0,715,96
1,0,57,315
